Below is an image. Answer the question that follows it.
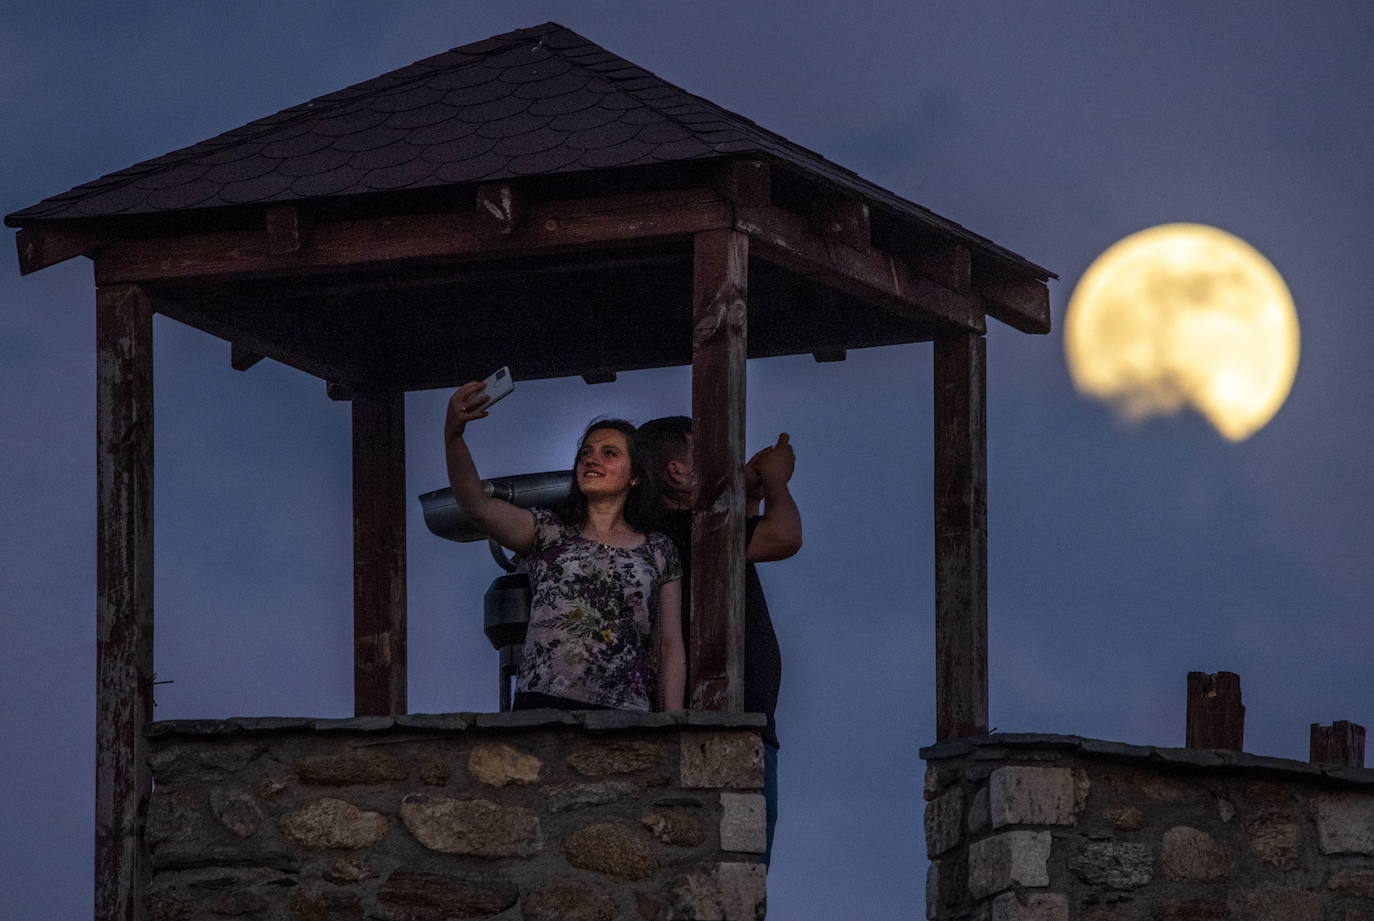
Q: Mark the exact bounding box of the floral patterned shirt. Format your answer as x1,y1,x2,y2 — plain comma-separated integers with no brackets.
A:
516,507,682,710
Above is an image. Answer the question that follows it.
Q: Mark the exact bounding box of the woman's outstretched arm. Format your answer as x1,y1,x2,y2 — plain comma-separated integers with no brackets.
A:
445,381,536,554
658,578,686,711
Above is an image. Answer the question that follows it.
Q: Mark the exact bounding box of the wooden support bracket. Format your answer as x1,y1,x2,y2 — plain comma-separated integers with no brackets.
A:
1186,671,1245,750
476,183,523,236
16,225,112,275
264,205,307,255
982,276,1051,334
819,198,870,252
230,343,264,371
716,159,771,207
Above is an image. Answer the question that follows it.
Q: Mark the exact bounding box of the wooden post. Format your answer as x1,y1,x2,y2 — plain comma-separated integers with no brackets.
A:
689,229,748,711
934,333,988,739
352,387,407,716
95,283,154,920
1311,721,1365,767
1186,671,1245,750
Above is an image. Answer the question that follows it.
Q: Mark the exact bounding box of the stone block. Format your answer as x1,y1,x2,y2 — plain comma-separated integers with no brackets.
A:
399,793,541,857
1243,813,1301,868
543,781,640,813
1315,792,1374,855
926,860,940,920
568,740,662,777
667,862,766,920
521,879,618,921
1105,806,1144,832
209,788,261,838
968,785,990,834
293,751,406,786
279,798,388,849
374,870,518,921
1159,826,1236,881
323,856,377,882
1330,870,1374,899
564,822,660,880
990,892,1069,921
467,742,541,786
145,788,208,846
967,830,1051,898
680,732,763,789
990,766,1075,828
1151,896,1231,920
643,808,707,847
1237,887,1325,921
719,793,766,853
925,787,964,857
1069,841,1152,890
926,762,962,800
418,758,450,786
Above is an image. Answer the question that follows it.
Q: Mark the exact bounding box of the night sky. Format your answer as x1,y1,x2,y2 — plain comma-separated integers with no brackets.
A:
3,3,1372,918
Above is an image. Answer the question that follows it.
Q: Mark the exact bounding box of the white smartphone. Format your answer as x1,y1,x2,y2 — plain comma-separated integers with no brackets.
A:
479,365,514,410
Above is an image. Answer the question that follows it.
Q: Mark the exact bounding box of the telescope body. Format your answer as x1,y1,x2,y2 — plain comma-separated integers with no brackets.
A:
419,470,573,543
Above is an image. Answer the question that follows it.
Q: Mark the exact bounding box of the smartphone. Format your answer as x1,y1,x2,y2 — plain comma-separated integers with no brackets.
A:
478,365,514,410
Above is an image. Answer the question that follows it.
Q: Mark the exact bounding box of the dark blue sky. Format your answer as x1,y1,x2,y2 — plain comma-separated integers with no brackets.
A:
3,3,1372,918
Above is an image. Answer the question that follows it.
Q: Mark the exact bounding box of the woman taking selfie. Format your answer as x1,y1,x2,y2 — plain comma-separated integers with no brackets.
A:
444,379,685,711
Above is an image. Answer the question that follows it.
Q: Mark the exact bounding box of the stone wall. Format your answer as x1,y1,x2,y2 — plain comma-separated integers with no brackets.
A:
922,733,1374,921
144,710,767,920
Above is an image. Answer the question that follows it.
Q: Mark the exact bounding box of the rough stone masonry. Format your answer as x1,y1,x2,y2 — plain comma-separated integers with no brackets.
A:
922,733,1374,921
143,710,767,920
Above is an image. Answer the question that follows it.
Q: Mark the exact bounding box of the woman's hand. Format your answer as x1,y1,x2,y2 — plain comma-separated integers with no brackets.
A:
444,381,490,442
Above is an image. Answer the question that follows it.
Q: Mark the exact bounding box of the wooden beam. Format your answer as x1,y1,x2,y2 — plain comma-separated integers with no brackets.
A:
982,276,1051,334
819,198,870,252
689,228,748,712
1310,721,1366,768
230,342,264,371
94,188,733,286
150,291,368,388
934,333,988,740
353,388,407,716
476,183,523,236
735,204,985,334
914,243,972,296
1186,671,1244,750
95,283,154,920
265,205,306,255
716,159,771,207
16,225,112,275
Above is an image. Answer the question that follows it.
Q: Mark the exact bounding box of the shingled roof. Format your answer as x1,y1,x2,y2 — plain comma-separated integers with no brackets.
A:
6,22,1049,279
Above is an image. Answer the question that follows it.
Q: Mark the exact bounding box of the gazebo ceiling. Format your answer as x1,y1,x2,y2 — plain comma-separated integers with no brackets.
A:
8,22,1055,392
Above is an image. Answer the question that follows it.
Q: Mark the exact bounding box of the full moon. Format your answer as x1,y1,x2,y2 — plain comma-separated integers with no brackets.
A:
1065,223,1300,441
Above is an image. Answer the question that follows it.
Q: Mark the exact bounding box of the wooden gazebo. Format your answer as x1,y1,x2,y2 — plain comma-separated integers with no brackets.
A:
8,22,1052,918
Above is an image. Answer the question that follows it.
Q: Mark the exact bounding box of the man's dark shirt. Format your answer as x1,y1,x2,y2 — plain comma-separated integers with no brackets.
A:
659,509,782,748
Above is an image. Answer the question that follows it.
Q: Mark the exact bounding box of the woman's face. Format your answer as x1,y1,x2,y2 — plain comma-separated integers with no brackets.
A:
576,428,636,498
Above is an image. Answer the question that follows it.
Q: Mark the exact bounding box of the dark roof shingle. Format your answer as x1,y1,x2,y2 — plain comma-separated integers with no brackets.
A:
6,22,1050,277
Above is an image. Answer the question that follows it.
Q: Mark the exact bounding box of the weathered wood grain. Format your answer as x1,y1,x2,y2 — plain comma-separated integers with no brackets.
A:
1310,720,1366,767
934,333,988,740
1186,671,1245,750
689,229,748,712
353,388,408,716
95,283,154,920
94,189,732,285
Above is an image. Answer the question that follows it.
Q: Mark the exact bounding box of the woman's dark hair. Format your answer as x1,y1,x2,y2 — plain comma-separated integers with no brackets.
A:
558,418,660,532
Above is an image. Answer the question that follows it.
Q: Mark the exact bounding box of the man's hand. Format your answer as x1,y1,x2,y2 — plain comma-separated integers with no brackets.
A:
751,432,795,487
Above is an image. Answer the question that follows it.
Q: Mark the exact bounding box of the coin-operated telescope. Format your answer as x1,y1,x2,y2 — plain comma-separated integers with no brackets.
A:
419,471,571,709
